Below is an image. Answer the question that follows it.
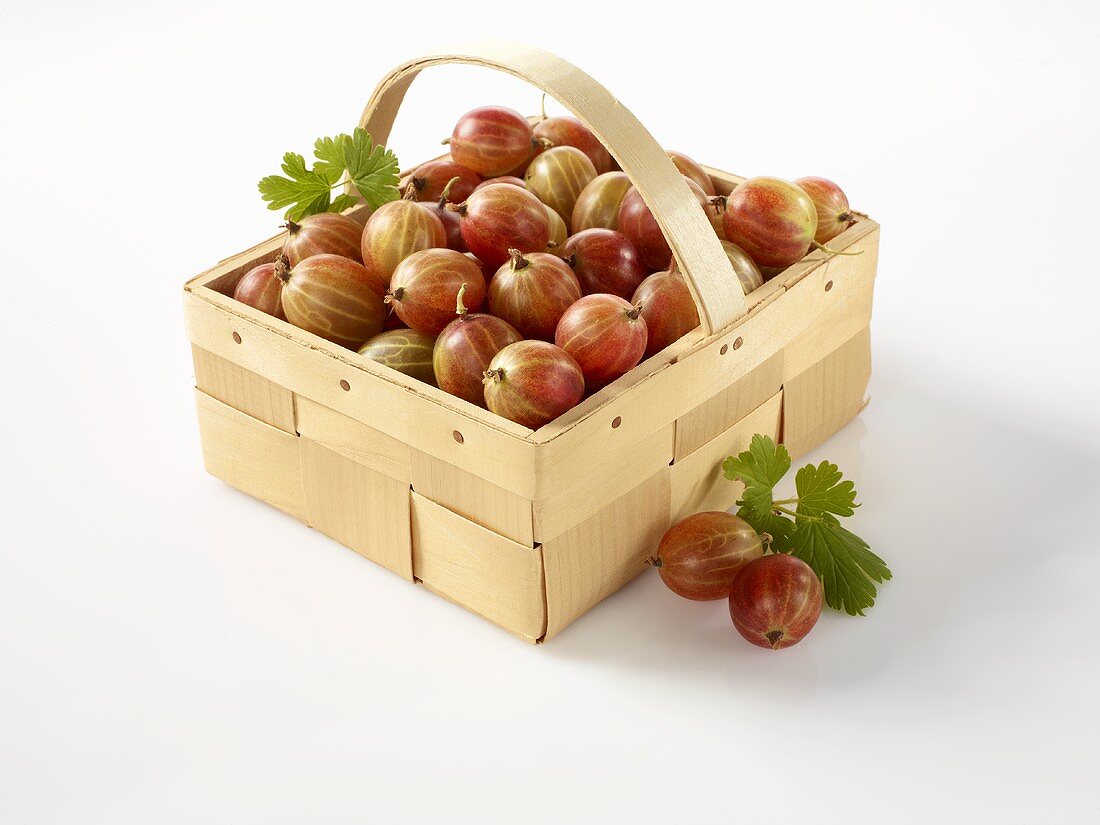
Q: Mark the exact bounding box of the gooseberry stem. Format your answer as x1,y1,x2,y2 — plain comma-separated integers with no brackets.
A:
812,241,863,257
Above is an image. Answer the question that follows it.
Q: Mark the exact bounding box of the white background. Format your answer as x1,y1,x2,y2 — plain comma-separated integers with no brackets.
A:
2,1,1099,822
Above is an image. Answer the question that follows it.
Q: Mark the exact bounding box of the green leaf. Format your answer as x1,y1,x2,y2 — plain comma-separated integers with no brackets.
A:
286,189,332,222
329,193,360,214
314,135,350,184
789,516,891,615
343,127,400,209
258,151,335,214
735,505,794,555
723,433,892,616
794,460,859,518
722,434,791,517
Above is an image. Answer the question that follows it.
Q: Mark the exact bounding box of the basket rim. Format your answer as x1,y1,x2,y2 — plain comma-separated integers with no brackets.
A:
183,163,878,448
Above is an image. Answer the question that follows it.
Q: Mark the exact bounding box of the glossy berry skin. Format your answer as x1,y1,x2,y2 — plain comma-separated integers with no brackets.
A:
405,159,480,204
464,253,494,284
424,181,468,253
562,228,647,299
555,294,648,389
793,176,854,244
454,183,550,269
483,341,585,429
571,171,631,233
282,213,363,267
490,250,582,341
533,116,612,174
668,150,717,196
723,177,818,269
233,261,286,320
360,198,446,293
721,240,765,293
632,270,700,357
729,554,823,650
388,249,486,336
434,306,522,407
358,328,437,386
433,203,467,252
544,205,568,254
618,177,709,271
524,146,597,222
278,254,386,349
449,106,535,177
650,512,763,600
473,176,526,192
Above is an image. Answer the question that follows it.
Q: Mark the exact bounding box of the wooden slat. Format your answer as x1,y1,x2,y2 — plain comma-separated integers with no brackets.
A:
300,439,413,580
193,390,306,522
410,492,545,640
296,395,411,482
410,451,535,546
782,327,872,460
781,263,875,381
183,287,543,497
674,351,783,460
532,422,675,543
192,345,297,434
670,390,783,522
540,468,671,641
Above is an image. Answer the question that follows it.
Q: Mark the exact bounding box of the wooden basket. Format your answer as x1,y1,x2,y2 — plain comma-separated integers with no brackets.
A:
183,43,879,643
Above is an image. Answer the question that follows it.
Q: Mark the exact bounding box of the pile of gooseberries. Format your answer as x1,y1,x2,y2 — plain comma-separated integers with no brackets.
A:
232,104,856,430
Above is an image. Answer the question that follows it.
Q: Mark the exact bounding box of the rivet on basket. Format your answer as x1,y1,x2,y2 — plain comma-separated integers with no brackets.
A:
611,416,622,429
340,379,351,391
453,430,465,444
733,337,744,350
825,280,834,292
720,344,729,355
232,331,242,344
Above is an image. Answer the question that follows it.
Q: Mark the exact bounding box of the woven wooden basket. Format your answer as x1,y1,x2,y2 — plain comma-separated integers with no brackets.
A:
183,43,879,643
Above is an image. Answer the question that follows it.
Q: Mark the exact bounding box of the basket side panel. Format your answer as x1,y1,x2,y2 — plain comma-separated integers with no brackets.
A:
193,346,296,434
670,390,783,522
532,422,675,543
194,390,307,522
296,396,410,482
674,352,783,460
301,439,414,581
410,452,534,547
411,492,545,640
540,468,671,641
782,326,872,460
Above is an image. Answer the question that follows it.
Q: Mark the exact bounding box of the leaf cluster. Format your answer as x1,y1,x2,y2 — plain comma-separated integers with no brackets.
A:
258,128,400,221
722,435,891,615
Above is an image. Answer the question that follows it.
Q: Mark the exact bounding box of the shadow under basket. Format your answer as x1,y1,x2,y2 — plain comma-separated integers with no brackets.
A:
182,43,879,643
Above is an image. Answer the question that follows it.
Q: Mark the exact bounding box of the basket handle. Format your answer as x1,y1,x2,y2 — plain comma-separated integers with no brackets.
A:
358,41,746,335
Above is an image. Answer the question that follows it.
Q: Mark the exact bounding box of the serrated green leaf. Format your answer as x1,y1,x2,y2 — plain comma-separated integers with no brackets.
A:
258,151,336,215
722,434,791,489
314,135,350,184
329,193,360,214
343,127,400,209
795,460,859,518
286,189,333,222
788,516,891,615
736,505,795,555
723,432,891,616
722,434,791,517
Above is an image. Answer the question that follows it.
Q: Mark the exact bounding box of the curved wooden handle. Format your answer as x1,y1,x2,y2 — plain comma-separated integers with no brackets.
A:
358,41,746,335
